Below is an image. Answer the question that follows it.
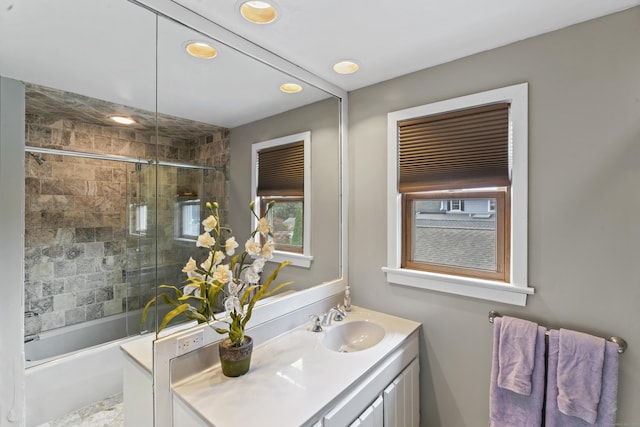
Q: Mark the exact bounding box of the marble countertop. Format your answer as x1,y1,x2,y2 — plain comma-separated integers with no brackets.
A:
171,306,421,427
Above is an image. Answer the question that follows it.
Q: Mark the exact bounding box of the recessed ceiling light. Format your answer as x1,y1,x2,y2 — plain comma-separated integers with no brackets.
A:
109,116,136,125
185,42,218,59
280,83,302,93
332,60,359,75
240,1,277,24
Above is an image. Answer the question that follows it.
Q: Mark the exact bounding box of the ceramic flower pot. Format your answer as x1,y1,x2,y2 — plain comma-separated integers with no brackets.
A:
219,336,253,377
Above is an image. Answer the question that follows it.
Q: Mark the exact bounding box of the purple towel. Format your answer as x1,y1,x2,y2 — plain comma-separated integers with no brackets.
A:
489,317,546,427
546,330,619,426
497,316,539,395
558,329,605,422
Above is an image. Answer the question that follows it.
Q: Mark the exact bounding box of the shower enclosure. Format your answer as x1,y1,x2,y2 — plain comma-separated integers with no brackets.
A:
23,83,229,365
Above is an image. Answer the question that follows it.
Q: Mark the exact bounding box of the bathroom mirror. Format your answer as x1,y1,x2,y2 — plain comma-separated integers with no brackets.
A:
1,0,343,423
153,13,342,332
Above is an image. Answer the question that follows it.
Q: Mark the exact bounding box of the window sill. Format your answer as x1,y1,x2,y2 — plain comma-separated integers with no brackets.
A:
269,251,313,268
382,267,534,306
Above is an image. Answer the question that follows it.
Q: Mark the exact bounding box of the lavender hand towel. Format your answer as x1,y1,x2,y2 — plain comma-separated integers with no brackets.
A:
557,328,606,423
546,330,619,427
497,316,539,395
490,317,546,427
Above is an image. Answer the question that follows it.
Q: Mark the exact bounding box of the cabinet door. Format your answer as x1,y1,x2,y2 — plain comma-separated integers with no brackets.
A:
383,358,419,427
353,395,383,427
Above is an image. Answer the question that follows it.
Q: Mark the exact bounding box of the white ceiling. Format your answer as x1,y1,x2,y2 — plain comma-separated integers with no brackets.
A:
1,0,638,127
173,0,640,91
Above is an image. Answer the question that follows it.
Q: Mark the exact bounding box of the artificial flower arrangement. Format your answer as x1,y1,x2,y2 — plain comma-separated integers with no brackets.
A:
142,200,291,348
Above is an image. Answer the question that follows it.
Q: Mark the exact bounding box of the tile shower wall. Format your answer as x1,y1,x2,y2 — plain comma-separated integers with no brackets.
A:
24,112,229,335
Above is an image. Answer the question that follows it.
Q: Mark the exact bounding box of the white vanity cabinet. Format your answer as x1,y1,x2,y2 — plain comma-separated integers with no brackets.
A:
322,356,419,427
168,307,421,427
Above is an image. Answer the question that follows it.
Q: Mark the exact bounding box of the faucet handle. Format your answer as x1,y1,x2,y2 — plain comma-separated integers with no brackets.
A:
333,305,346,322
309,314,323,332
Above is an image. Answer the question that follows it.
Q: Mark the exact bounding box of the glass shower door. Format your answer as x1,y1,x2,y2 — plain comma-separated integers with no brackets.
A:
125,161,157,335
134,163,220,333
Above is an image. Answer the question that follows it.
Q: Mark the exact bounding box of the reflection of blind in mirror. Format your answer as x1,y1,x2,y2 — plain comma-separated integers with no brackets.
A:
412,198,497,271
181,202,201,238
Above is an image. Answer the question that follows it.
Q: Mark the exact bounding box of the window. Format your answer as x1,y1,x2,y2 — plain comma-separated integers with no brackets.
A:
399,102,510,281
260,196,303,253
384,83,533,306
129,203,147,236
446,200,464,212
251,131,312,267
176,199,201,240
405,190,509,281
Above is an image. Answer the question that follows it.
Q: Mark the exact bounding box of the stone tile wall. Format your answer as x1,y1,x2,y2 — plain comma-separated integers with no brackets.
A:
24,113,229,336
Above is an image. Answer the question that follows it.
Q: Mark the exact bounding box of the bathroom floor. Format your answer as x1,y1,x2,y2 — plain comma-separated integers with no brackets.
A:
37,394,123,427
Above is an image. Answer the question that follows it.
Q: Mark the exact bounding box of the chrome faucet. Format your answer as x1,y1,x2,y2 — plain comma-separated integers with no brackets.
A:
321,306,346,326
309,314,323,332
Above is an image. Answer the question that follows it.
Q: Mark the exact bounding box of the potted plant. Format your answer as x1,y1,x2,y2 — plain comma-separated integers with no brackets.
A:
142,200,291,377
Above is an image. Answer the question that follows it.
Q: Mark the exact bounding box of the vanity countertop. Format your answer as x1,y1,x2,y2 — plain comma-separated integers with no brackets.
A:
172,306,420,427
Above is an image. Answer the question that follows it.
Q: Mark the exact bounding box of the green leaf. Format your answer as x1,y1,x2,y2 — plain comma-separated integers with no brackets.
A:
184,310,208,323
242,261,292,328
158,293,179,306
157,304,195,333
261,281,293,299
141,296,157,327
240,284,259,305
158,284,184,298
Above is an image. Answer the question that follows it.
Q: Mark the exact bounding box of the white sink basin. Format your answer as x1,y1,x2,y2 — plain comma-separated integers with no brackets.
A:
323,321,385,353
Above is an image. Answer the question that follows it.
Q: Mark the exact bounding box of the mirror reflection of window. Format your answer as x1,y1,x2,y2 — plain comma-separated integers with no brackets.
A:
261,196,303,253
252,131,310,257
130,203,148,236
177,199,201,240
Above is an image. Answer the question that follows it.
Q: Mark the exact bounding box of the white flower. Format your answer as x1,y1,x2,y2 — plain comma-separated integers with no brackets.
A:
257,217,271,236
196,232,215,249
245,268,260,284
183,257,205,281
245,257,266,284
251,257,266,274
224,236,239,256
182,257,198,273
227,281,241,297
213,250,225,266
245,239,261,256
183,283,201,297
261,240,274,260
200,253,216,272
202,215,217,232
224,296,242,315
212,264,232,285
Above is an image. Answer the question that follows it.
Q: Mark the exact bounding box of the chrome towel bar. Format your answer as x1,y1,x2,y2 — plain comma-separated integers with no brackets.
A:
488,310,627,354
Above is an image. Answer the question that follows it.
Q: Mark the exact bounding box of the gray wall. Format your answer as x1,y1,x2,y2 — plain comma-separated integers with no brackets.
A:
230,97,341,291
348,8,640,426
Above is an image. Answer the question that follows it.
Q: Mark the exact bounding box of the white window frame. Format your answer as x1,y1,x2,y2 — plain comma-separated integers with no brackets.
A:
383,83,534,306
449,199,462,212
251,131,313,268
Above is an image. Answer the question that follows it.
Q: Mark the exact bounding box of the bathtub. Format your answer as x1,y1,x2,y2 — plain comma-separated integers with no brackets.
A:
25,311,148,427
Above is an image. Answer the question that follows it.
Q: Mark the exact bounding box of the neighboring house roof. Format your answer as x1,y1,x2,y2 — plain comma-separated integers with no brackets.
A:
413,213,496,270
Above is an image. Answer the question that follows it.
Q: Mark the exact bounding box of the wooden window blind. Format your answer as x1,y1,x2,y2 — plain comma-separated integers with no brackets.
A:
398,102,510,193
257,141,304,196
